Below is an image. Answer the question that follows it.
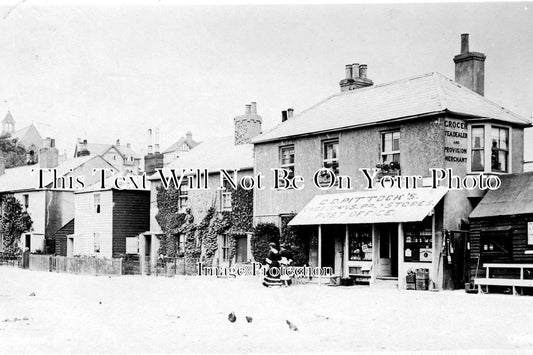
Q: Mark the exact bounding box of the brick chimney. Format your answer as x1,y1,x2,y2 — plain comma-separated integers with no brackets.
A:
76,138,90,157
339,62,373,92
0,155,5,176
234,102,262,145
186,131,192,140
144,128,164,174
39,138,59,169
453,33,486,96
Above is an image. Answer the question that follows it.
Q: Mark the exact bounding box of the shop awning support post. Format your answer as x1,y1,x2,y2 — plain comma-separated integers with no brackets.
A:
398,223,405,290
318,224,322,286
344,224,349,278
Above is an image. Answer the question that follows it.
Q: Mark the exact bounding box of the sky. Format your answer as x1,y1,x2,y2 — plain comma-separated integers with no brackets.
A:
0,2,532,159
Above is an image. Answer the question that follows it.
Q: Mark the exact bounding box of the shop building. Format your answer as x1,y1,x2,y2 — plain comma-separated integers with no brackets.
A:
251,34,531,289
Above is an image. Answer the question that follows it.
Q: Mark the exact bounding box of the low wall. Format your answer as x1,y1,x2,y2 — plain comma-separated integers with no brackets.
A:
29,255,122,276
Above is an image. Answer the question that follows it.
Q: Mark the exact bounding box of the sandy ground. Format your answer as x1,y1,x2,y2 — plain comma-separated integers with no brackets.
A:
1,268,533,354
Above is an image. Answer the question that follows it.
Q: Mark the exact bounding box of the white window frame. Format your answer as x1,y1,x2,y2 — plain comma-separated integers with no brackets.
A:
280,145,295,181
220,180,232,211
221,235,230,262
93,233,101,253
178,183,189,213
467,123,512,174
94,193,101,214
319,138,339,186
381,130,401,164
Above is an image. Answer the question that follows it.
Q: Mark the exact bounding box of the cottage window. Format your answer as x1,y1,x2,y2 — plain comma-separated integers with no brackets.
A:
126,237,138,254
280,145,295,181
491,127,509,172
23,194,29,210
93,233,101,253
471,126,485,172
381,131,400,163
221,235,230,261
178,184,189,213
177,234,185,254
94,193,101,214
220,180,232,211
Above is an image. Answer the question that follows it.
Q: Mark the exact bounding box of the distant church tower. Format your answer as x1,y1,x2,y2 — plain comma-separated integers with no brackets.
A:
1,111,15,136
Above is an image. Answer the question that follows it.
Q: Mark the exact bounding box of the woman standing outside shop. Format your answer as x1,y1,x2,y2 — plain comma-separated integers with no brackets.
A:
263,242,282,287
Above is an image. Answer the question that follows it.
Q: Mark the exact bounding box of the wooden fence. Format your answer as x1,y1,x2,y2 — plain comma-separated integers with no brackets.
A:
29,255,123,276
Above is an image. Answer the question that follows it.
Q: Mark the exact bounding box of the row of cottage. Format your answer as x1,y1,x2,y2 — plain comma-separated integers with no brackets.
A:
1,34,533,290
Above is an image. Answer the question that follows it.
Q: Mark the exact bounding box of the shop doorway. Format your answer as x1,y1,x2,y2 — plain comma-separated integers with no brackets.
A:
377,224,398,278
321,225,342,274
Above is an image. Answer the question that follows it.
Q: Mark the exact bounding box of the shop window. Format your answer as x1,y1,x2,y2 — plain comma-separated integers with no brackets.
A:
319,139,339,186
480,229,512,259
221,235,230,261
178,183,189,213
491,127,509,172
404,218,433,263
93,233,101,253
348,225,372,261
279,145,295,181
94,193,101,214
381,131,400,163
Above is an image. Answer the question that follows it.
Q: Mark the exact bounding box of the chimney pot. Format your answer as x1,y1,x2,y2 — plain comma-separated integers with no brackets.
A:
287,108,294,119
282,110,288,122
359,64,368,79
186,131,192,139
245,104,251,115
352,63,360,78
461,33,469,54
154,128,160,154
251,102,257,114
116,139,120,146
345,64,352,79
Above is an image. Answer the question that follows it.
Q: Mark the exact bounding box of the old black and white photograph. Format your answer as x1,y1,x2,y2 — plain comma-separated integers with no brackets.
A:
1,1,533,353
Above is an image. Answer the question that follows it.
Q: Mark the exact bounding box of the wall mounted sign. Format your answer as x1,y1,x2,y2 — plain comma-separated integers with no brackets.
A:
444,119,468,163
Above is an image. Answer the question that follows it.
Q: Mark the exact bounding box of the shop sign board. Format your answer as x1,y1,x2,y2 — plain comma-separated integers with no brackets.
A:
289,187,447,226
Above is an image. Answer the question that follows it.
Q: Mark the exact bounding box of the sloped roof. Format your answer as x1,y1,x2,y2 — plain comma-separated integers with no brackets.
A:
79,171,150,193
252,72,531,144
83,143,114,156
116,145,141,159
163,136,200,154
11,124,41,143
2,111,15,123
469,172,533,218
148,136,253,181
0,155,107,193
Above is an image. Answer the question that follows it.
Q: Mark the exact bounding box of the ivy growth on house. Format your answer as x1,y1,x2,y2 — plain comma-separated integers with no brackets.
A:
0,194,33,254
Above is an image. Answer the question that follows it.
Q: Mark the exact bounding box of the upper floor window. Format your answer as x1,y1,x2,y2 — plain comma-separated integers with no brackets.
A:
471,126,485,172
94,193,101,214
23,194,29,210
491,127,509,172
178,184,189,213
220,180,232,211
280,145,295,180
319,139,339,187
381,131,400,163
470,124,510,173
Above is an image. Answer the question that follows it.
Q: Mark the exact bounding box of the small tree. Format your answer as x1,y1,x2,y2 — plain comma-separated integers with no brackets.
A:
0,135,27,168
251,223,280,264
0,194,33,254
